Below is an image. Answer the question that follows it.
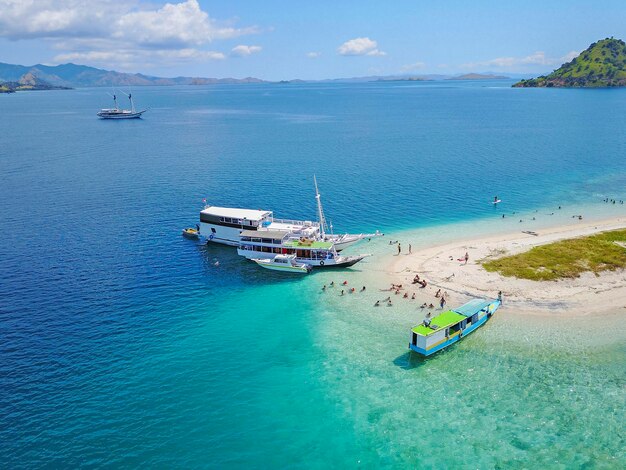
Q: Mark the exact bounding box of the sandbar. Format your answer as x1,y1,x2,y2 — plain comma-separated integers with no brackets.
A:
385,217,626,317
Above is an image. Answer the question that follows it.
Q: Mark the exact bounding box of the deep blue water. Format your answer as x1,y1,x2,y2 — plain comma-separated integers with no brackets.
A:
1,81,625,467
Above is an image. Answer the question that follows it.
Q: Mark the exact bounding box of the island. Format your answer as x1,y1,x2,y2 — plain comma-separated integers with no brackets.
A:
0,72,71,93
447,73,509,80
513,37,626,88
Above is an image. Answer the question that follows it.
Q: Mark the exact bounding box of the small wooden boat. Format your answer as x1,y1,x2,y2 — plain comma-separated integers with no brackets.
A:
252,254,312,274
409,298,501,356
182,227,200,238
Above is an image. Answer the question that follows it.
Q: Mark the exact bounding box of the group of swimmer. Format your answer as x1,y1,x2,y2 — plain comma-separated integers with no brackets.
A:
604,198,624,204
321,280,366,296
374,283,415,306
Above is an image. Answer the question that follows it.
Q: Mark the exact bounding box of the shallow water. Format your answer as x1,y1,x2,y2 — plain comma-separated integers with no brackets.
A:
1,81,625,467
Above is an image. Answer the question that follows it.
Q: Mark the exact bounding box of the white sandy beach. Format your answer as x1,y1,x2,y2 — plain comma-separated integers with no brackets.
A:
385,217,626,317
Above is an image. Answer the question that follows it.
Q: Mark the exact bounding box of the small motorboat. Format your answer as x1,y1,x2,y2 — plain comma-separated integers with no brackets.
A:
409,298,501,356
252,254,312,274
182,228,200,239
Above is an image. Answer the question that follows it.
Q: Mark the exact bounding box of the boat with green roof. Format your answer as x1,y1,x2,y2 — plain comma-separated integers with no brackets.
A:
409,298,501,356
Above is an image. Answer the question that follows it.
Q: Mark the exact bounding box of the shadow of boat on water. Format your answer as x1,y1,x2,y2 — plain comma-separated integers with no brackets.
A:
393,351,428,370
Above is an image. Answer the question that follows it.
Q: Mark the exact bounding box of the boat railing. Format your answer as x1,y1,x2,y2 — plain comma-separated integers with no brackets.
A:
271,218,320,227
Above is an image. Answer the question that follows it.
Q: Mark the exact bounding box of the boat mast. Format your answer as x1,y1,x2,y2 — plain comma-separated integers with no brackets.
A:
314,175,329,239
108,91,119,110
120,90,135,113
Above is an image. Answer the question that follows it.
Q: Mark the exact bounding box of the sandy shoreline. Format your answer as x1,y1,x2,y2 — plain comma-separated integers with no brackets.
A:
385,217,626,317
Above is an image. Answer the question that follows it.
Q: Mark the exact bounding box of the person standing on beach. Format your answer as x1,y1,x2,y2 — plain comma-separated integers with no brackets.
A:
464,252,469,264
409,244,412,254
498,291,503,304
398,243,401,255
440,296,446,309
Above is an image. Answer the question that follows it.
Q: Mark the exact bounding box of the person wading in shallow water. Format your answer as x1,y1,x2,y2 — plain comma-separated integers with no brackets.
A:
398,243,401,255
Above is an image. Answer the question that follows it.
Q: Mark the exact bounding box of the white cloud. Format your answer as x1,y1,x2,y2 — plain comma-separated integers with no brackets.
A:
54,48,226,66
0,0,259,68
462,50,580,69
307,51,321,59
401,61,425,71
230,45,262,57
338,37,386,56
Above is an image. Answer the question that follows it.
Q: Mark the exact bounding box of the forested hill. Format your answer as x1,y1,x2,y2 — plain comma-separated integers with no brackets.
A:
513,38,626,88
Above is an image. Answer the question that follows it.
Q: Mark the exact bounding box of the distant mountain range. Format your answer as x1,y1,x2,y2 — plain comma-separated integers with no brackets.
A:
330,73,512,83
514,38,626,87
0,62,267,89
448,73,509,80
0,61,520,92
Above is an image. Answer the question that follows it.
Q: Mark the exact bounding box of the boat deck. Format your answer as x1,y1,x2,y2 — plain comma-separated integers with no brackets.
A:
412,310,466,336
283,240,333,249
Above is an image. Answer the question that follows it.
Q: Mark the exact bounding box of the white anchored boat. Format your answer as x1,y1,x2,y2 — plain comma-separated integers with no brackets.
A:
198,177,382,249
238,230,369,268
252,254,312,274
97,91,147,119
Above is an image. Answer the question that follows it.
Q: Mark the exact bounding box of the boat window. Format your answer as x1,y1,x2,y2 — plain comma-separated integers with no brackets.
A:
219,217,225,222
445,328,450,337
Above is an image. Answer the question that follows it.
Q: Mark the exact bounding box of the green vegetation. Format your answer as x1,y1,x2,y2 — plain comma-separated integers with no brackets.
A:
0,78,70,93
482,229,626,281
513,38,626,88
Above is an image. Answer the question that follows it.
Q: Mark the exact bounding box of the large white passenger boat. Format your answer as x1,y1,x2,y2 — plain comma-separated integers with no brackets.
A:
238,230,368,268
199,178,381,250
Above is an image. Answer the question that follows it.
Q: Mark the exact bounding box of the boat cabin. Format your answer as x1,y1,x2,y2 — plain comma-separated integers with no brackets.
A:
238,229,337,261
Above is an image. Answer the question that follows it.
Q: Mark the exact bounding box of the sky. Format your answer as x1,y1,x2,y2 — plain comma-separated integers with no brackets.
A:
0,0,625,80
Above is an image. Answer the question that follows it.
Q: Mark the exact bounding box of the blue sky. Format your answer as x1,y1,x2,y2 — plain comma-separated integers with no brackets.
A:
0,0,624,80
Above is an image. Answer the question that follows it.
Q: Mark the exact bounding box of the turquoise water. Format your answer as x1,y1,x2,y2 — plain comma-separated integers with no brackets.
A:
1,81,625,467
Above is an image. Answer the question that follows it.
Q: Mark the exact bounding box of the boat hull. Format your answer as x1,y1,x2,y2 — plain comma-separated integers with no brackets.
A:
97,110,146,119
182,228,199,239
200,222,244,246
238,248,367,268
252,259,311,274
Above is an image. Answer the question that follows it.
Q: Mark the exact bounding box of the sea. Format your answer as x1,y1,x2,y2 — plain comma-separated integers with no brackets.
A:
1,80,625,468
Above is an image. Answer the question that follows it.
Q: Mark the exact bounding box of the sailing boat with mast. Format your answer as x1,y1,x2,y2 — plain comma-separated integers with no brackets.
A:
97,90,147,119
313,175,382,251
